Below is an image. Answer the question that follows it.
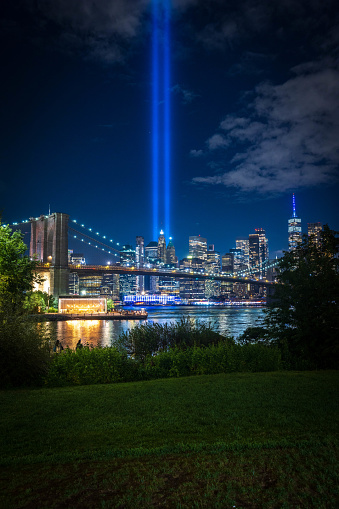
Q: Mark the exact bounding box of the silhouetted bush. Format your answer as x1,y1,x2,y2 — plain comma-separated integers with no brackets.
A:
44,341,282,387
0,318,52,388
115,317,233,360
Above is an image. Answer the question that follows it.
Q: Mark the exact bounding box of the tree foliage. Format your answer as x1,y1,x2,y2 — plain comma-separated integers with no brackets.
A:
24,291,56,314
0,224,41,315
264,225,339,367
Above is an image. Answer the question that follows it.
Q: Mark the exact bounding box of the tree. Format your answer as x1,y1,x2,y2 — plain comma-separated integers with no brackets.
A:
0,224,41,315
264,225,339,367
23,291,56,314
107,299,114,312
0,224,52,387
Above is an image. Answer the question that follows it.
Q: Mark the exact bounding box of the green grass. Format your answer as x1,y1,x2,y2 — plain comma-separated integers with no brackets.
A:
1,371,338,508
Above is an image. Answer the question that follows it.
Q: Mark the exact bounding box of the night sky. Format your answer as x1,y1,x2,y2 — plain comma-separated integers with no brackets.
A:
1,0,339,263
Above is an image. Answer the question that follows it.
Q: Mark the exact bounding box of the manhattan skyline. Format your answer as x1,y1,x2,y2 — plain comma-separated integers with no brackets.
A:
1,1,339,261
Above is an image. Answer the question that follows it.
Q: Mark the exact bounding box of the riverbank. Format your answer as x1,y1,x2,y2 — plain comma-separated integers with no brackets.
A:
29,310,148,321
1,371,338,508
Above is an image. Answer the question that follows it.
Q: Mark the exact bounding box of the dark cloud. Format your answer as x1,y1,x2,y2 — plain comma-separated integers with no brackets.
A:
193,60,339,195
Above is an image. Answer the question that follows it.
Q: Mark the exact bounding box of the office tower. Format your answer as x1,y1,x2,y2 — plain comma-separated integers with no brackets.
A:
222,253,234,274
78,275,102,296
69,272,79,295
189,235,207,262
145,241,158,265
166,237,176,265
69,253,86,265
288,194,302,250
135,236,144,267
206,249,221,273
235,237,250,269
120,245,135,265
158,276,180,295
157,230,166,263
308,222,322,247
179,257,205,300
100,274,120,300
119,244,136,297
230,248,243,272
205,248,221,297
135,236,145,293
249,228,269,279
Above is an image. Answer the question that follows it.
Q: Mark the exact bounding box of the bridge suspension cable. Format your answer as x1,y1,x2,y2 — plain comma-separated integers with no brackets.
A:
232,258,280,278
70,219,122,249
68,227,121,259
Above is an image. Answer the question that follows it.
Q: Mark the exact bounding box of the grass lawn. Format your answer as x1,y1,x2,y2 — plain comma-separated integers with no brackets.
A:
0,371,338,508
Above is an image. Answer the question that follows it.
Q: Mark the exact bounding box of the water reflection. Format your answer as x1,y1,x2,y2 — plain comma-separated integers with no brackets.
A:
47,307,265,349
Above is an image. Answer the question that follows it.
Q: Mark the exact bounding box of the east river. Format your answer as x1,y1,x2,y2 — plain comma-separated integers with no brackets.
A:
47,306,266,349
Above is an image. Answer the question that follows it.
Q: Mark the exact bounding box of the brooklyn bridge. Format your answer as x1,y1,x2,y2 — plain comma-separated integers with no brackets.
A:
17,212,276,298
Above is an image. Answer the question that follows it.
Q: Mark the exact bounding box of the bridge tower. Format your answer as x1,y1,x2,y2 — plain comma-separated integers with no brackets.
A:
30,212,69,298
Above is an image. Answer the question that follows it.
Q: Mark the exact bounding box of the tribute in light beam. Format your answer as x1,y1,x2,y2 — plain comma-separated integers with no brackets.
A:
164,0,171,238
152,0,159,241
152,0,171,240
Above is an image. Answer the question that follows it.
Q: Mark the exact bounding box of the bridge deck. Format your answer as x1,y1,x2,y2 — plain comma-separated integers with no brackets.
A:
34,264,274,286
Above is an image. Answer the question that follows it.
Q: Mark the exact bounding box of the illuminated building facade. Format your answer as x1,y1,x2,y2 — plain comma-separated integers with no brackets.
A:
157,230,167,263
145,241,158,264
222,253,234,274
166,237,176,265
120,244,136,297
100,274,120,300
136,236,145,293
235,238,250,269
59,296,107,314
205,248,221,298
179,257,205,300
288,194,302,250
189,236,207,262
79,275,102,296
69,272,79,295
249,228,269,279
158,276,180,296
70,252,86,265
124,294,180,305
308,222,322,247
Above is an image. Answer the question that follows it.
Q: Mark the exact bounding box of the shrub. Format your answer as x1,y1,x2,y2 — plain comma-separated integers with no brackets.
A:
0,318,52,388
44,341,282,388
45,346,141,386
115,317,234,360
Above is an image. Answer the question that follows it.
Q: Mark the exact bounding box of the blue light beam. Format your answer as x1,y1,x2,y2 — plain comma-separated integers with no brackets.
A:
163,0,171,238
152,0,160,240
152,0,171,241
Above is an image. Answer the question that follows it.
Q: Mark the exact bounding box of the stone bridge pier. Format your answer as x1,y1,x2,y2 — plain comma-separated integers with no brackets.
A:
30,212,69,299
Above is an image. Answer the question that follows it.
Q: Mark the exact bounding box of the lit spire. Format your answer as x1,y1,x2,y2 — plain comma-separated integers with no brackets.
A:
292,193,296,218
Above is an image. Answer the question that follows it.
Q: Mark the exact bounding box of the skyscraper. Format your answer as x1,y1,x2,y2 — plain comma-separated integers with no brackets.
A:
189,235,207,262
249,228,269,279
308,222,322,247
157,230,166,263
288,194,302,250
166,237,176,265
205,247,220,298
235,237,250,270
135,236,145,293
119,244,136,297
